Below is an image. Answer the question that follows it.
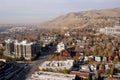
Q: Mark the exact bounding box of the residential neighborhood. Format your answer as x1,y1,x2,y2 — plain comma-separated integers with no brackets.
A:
0,1,120,80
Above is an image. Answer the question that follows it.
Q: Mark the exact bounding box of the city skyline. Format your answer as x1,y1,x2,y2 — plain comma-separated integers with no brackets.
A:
0,0,120,24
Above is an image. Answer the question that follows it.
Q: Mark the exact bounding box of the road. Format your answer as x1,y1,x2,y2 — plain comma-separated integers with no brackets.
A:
26,54,50,77
23,46,56,80
11,46,56,80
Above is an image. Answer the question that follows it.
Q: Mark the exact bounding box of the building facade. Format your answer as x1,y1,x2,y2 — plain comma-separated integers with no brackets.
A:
56,42,66,53
5,39,17,57
39,60,74,71
5,39,41,60
99,19,120,35
99,26,120,35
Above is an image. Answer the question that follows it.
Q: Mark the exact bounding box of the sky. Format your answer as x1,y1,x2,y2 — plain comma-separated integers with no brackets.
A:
0,0,120,24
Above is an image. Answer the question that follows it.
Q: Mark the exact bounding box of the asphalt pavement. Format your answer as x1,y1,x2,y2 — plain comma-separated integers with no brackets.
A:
24,46,56,80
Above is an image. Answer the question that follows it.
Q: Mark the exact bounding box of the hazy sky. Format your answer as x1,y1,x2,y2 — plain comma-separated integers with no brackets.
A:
0,0,120,24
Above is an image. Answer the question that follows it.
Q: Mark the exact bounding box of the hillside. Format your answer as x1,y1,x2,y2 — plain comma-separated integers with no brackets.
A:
39,8,120,29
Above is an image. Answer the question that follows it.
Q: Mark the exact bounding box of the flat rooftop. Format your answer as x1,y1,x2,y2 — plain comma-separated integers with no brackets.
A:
40,60,74,70
27,71,75,80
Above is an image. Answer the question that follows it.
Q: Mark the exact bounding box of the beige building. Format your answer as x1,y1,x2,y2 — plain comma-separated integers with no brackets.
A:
5,39,17,57
14,40,41,60
5,39,41,60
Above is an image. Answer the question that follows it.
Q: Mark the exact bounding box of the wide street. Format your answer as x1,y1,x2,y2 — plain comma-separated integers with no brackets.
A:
23,46,56,80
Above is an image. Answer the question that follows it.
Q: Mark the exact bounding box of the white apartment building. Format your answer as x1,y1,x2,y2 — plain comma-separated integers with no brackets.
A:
56,42,66,53
99,26,120,35
39,60,74,71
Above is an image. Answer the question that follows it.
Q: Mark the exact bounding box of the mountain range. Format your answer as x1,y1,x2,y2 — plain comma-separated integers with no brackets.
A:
38,7,120,29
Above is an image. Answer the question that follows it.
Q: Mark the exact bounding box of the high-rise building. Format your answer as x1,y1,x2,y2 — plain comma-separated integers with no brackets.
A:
5,39,41,60
5,39,17,57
